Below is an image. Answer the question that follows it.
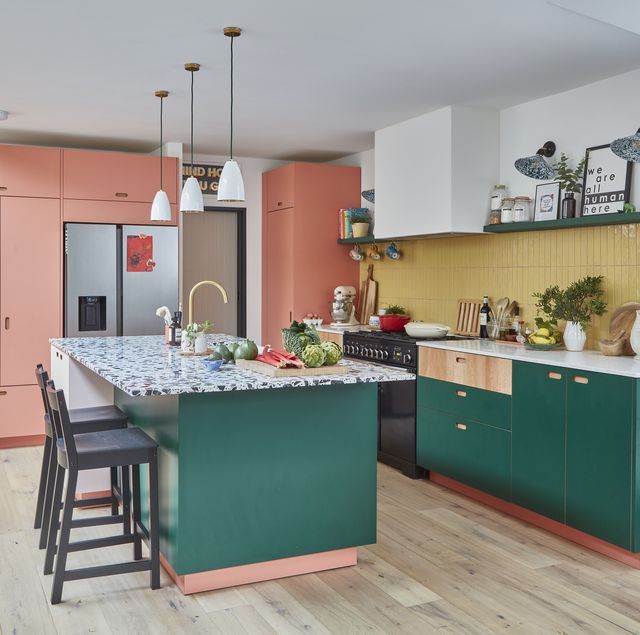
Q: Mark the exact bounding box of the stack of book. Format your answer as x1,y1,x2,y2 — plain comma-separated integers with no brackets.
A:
338,208,371,239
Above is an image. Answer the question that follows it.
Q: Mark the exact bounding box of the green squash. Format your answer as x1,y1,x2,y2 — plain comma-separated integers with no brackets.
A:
234,339,259,361
213,344,234,364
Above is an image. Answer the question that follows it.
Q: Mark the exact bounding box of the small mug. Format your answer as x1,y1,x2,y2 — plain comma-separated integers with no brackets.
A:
368,245,382,260
349,245,364,261
386,241,401,260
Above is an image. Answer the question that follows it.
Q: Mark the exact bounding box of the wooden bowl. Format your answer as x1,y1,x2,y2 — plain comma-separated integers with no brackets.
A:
598,338,625,356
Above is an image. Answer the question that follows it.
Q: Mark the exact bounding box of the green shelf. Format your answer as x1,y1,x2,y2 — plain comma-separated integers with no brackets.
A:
337,236,379,244
483,213,640,234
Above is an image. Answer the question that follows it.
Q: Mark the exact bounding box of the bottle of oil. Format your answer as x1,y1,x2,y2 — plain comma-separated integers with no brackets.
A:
479,295,491,339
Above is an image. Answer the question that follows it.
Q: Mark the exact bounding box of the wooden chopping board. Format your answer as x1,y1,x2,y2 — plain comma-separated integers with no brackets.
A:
609,302,640,356
360,264,378,326
236,359,348,377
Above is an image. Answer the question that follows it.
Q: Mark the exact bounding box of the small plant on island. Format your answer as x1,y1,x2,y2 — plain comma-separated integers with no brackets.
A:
184,320,212,337
555,152,586,193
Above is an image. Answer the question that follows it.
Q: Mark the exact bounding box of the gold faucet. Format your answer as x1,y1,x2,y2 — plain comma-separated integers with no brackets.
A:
188,280,229,326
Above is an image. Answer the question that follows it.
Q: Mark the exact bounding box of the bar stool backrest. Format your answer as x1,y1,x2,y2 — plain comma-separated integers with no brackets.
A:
46,384,78,468
35,364,53,430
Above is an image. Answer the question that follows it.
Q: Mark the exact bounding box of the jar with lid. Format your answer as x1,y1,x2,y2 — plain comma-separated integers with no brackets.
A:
513,196,532,222
490,184,508,212
488,209,501,225
500,197,515,223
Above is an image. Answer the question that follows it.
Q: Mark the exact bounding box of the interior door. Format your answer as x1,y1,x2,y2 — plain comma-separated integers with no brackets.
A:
1,197,61,386
265,208,294,347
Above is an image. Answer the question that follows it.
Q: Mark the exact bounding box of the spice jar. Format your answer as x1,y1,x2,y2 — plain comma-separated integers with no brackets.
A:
490,184,508,212
513,196,532,222
500,197,515,223
488,209,502,225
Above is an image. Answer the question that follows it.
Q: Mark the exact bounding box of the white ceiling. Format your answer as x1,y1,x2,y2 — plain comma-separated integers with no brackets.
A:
2,0,640,161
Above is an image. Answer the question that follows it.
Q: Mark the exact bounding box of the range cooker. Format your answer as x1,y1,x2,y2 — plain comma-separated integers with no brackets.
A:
343,329,473,478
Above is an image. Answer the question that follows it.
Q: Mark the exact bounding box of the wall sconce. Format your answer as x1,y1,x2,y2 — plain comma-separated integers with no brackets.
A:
611,128,640,162
514,141,556,179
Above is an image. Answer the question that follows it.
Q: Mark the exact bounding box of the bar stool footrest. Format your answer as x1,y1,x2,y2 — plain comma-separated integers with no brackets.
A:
67,534,135,553
64,559,152,582
74,496,113,508
71,514,124,529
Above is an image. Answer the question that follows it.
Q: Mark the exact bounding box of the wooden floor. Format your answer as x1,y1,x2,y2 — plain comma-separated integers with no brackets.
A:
2,448,640,635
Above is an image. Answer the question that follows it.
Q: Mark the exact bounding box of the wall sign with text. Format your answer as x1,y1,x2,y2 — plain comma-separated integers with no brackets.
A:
182,164,224,194
581,144,632,216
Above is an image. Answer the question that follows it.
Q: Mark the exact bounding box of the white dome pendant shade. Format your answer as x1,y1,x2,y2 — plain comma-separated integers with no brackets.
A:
181,63,205,213
151,90,173,222
218,160,245,202
218,27,245,203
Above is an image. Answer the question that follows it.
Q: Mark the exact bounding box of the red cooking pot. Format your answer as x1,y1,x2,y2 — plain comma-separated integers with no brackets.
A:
378,314,411,332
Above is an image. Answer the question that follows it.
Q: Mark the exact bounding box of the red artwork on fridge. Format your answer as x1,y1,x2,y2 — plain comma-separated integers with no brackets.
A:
127,234,156,272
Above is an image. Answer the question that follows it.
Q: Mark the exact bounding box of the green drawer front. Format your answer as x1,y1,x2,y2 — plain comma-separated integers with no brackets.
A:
417,407,511,500
417,377,511,430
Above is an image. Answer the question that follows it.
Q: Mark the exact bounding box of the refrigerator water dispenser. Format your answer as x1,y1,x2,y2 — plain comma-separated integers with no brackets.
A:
78,296,107,331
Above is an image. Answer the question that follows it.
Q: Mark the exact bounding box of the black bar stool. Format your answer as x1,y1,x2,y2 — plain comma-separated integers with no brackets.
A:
45,382,160,605
34,364,129,551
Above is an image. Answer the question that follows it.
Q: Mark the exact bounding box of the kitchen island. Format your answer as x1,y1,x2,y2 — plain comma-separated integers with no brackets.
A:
50,335,413,593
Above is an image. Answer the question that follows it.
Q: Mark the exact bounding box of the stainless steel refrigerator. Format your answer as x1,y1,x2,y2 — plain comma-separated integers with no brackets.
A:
65,223,179,337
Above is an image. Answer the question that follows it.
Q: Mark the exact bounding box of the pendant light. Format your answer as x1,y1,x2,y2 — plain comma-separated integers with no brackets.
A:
151,90,172,222
218,26,245,202
514,141,557,180
180,63,205,212
611,128,640,162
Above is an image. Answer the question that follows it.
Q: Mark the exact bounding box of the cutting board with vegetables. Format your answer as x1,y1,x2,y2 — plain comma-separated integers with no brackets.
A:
609,302,640,356
236,359,348,377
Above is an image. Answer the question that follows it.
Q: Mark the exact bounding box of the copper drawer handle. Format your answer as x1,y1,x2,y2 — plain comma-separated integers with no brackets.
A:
456,390,467,398
455,357,466,364
548,371,562,380
455,422,467,431
0,391,7,396
0,186,7,191
4,317,9,330
277,201,283,206
115,192,128,198
574,376,589,385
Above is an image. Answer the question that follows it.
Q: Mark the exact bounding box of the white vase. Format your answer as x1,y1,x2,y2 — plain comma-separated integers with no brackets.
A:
564,321,586,352
630,310,640,359
194,333,208,355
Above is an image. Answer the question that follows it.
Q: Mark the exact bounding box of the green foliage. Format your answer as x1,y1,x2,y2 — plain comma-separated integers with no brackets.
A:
184,320,211,336
554,152,586,193
384,304,407,315
622,202,637,214
533,276,607,328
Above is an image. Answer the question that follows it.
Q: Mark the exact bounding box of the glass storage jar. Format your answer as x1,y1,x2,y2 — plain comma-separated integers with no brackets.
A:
500,197,515,223
490,184,508,212
513,196,532,222
488,209,502,225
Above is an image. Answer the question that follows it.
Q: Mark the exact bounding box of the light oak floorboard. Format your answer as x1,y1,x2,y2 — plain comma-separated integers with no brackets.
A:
3,449,640,633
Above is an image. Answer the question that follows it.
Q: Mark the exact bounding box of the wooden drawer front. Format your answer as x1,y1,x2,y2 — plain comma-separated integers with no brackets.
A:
265,164,295,212
63,199,177,226
417,407,510,500
417,377,511,430
0,145,61,198
0,385,43,438
419,348,511,395
318,331,343,346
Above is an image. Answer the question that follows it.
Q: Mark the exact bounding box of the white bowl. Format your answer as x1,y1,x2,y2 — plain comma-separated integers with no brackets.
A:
303,318,323,327
404,321,450,338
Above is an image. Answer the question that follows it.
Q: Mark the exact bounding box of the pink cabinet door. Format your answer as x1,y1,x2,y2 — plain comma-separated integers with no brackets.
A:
0,197,61,386
266,164,295,212
0,385,43,439
0,145,61,198
264,208,294,346
63,150,177,204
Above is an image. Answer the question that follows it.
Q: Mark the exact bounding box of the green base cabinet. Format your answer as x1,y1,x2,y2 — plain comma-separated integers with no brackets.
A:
566,370,634,550
512,362,566,522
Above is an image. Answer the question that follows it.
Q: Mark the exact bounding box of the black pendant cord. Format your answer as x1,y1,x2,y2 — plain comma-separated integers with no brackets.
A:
159,96,164,191
190,70,195,169
229,35,234,160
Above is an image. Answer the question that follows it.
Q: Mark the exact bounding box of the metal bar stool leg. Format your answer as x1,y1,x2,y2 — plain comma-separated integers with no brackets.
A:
51,469,78,604
43,465,66,575
39,437,59,547
149,452,160,589
121,465,131,535
110,467,119,515
34,435,53,529
131,464,142,560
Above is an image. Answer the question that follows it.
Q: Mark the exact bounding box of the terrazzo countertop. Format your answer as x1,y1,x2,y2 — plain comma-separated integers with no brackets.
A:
417,339,640,378
50,335,414,397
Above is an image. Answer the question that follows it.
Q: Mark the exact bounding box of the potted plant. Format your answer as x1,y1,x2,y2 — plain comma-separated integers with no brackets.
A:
555,152,586,219
351,218,370,239
183,320,212,354
378,304,411,332
533,276,607,351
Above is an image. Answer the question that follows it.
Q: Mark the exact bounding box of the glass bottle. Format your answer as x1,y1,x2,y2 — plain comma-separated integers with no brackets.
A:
479,295,491,339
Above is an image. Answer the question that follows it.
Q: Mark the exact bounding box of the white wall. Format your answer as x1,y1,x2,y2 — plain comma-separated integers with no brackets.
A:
331,148,375,214
500,67,640,205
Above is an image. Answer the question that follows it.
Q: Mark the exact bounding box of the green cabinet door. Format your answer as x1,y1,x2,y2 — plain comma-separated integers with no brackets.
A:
512,362,566,522
566,370,634,550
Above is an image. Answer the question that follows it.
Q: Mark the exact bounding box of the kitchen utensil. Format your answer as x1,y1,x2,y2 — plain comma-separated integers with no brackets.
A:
609,302,640,356
361,265,378,326
202,359,224,371
455,299,482,336
495,297,509,326
386,242,401,260
349,245,364,261
368,244,382,260
599,330,625,356
404,321,450,338
235,358,347,377
368,315,381,328
379,314,411,332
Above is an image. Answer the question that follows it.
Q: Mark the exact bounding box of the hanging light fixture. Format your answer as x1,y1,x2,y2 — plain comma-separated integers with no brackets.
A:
151,90,172,222
611,128,640,162
218,26,245,202
180,63,205,213
514,141,557,180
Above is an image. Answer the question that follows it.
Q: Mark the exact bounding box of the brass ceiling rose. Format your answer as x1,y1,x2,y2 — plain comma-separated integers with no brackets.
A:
155,90,169,98
184,63,200,72
224,26,242,38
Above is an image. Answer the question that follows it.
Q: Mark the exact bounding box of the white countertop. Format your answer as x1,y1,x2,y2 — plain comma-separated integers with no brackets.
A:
417,339,640,378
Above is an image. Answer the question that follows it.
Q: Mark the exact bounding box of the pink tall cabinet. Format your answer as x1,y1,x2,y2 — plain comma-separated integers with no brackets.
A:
0,144,179,447
261,163,361,348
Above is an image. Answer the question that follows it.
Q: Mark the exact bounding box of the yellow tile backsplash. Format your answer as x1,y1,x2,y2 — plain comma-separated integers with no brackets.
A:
360,224,640,349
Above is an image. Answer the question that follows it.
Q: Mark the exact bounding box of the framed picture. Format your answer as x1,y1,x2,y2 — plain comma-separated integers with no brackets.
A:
534,181,561,221
581,144,632,216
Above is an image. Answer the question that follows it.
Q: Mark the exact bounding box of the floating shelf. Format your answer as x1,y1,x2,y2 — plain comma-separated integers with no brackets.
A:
483,213,640,234
337,236,379,244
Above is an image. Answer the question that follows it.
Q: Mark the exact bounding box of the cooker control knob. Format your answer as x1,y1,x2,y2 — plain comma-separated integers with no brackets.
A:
382,350,389,360
403,353,413,364
373,349,380,359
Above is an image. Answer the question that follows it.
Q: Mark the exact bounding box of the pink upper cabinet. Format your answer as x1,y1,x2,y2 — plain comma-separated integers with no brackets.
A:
63,149,178,204
0,145,61,198
265,164,295,212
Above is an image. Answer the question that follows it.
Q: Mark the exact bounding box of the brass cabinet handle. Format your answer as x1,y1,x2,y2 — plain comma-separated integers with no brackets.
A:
547,371,562,380
455,357,466,364
456,389,467,398
115,192,128,198
0,186,7,191
0,390,7,396
277,201,283,206
455,422,467,431
574,376,589,385
4,317,8,330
